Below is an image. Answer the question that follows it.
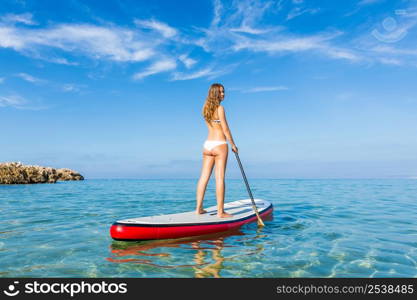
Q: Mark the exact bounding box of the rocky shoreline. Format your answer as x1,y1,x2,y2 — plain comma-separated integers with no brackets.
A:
0,162,84,184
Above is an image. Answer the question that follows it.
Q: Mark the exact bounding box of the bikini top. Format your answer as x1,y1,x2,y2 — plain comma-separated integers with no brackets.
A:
212,119,221,123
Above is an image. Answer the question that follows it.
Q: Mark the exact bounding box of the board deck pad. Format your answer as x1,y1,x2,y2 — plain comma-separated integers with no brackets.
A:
116,199,271,225
110,199,273,240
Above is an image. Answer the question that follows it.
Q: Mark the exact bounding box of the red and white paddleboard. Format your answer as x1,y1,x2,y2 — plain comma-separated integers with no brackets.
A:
110,199,273,241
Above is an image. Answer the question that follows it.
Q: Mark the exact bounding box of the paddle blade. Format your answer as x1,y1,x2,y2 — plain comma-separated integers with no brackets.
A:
257,217,265,227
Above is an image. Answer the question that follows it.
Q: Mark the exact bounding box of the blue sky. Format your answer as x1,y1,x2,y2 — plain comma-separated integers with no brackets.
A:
1,0,417,179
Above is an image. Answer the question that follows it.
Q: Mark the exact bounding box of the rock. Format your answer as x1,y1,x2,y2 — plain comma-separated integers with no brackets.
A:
56,168,84,181
0,162,84,184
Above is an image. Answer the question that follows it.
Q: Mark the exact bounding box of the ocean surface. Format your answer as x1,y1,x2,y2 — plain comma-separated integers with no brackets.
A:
0,179,416,278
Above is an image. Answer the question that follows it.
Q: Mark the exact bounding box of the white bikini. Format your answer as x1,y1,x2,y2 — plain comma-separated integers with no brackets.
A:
203,119,228,151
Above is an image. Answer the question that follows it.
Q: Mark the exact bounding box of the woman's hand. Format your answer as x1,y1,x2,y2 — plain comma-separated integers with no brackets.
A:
231,144,238,153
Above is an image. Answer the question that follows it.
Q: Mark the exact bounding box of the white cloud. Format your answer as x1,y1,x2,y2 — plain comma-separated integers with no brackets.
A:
15,72,45,83
171,64,235,81
358,0,383,6
171,68,216,81
287,8,320,21
362,45,417,65
62,84,78,92
196,0,275,53
345,0,385,16
62,83,87,92
211,0,223,27
48,57,79,66
370,45,417,56
377,57,403,65
323,47,361,61
42,24,155,62
242,86,288,93
229,25,271,34
195,1,360,63
0,95,27,108
233,35,325,52
231,31,360,62
0,23,156,63
0,27,25,49
1,0,414,84
134,19,177,38
178,54,197,69
133,59,177,80
0,13,36,25
0,93,47,110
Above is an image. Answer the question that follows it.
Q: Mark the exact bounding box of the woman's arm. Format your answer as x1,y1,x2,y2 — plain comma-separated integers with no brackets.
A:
218,105,238,152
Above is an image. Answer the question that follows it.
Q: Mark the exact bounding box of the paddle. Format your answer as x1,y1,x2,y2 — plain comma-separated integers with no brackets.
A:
234,152,265,227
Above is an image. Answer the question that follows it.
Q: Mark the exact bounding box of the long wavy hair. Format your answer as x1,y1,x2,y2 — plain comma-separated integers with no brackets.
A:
202,83,224,123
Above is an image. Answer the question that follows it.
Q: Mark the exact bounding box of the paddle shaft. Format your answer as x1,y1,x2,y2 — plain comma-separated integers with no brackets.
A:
234,152,265,227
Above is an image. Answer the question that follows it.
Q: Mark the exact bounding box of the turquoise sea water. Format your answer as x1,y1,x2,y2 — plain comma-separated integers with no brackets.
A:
0,179,416,278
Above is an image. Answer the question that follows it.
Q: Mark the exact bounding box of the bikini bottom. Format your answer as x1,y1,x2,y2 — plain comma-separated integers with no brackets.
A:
203,140,227,151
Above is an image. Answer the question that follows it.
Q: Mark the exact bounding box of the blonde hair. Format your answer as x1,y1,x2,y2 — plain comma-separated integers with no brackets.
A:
202,83,224,122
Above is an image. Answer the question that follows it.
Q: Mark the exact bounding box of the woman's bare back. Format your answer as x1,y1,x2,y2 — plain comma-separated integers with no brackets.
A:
205,107,227,141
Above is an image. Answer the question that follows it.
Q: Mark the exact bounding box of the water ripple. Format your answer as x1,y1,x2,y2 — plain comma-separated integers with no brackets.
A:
0,179,416,277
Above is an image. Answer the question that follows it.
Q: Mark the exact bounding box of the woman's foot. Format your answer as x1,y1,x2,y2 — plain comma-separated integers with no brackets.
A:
196,209,207,215
217,212,233,218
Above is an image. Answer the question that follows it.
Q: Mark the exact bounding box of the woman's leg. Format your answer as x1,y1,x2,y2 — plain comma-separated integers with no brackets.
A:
196,152,215,214
212,144,232,218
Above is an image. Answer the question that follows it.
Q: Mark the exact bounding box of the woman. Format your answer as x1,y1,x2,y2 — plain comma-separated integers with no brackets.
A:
196,83,238,218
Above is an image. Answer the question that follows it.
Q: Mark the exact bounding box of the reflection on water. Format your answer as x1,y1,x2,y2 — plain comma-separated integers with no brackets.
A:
192,240,224,278
107,229,265,278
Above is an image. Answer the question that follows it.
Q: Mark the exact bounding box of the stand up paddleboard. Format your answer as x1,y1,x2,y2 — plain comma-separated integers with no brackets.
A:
110,199,273,241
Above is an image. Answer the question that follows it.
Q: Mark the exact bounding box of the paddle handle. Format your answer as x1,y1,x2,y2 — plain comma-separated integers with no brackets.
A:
234,152,265,227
